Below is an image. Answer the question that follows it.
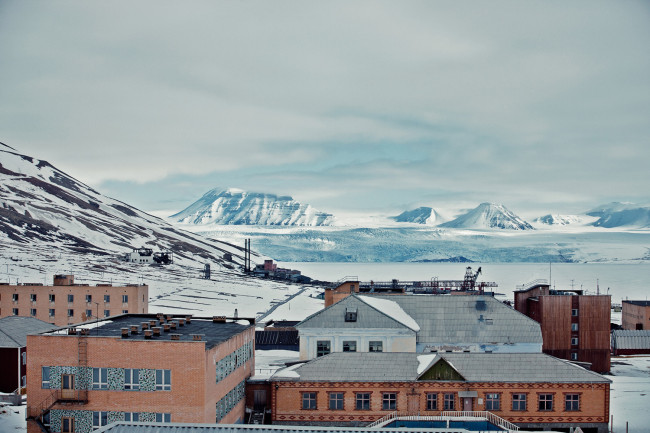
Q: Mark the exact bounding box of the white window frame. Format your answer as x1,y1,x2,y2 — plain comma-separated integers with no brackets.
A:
124,368,140,390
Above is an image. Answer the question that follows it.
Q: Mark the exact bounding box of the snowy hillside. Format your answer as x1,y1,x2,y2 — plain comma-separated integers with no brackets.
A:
587,202,650,228
170,188,335,227
0,143,253,265
439,203,533,230
392,207,445,225
532,214,594,227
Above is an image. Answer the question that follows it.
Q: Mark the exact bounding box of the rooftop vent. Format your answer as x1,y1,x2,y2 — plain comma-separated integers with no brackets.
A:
191,334,203,341
121,328,129,338
166,315,173,322
345,307,358,322
163,324,171,332
130,325,138,335
80,328,90,336
170,334,181,341
152,327,161,336
178,318,185,326
185,315,192,324
170,321,177,330
213,316,226,323
141,322,149,330
144,329,153,339
67,328,78,335
149,320,157,327
157,313,165,322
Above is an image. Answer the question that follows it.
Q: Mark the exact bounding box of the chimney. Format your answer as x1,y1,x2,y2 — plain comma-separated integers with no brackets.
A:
234,309,238,319
185,315,192,324
141,322,149,330
121,328,129,338
163,324,171,332
149,320,157,327
157,313,165,322
144,329,153,339
170,334,180,341
191,334,203,341
166,315,173,322
170,321,177,330
67,328,78,335
130,325,138,335
152,327,161,336
178,318,185,326
213,316,226,323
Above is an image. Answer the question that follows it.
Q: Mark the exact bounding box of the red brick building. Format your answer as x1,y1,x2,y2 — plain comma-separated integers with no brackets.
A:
621,300,650,330
26,314,255,433
1,275,148,326
270,352,610,433
514,282,611,372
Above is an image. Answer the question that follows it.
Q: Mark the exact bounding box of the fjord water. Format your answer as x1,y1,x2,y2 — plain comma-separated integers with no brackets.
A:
285,262,649,304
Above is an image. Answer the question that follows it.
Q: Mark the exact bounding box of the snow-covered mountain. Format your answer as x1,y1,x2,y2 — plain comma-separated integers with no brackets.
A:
391,207,444,225
170,188,335,226
587,202,650,228
533,214,589,226
0,143,250,265
439,203,533,230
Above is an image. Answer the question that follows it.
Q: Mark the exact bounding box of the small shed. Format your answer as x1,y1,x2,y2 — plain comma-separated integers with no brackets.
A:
611,329,650,355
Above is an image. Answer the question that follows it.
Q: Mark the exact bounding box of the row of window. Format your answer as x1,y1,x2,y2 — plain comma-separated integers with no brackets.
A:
43,411,171,432
316,340,383,357
300,391,581,412
216,380,246,422
9,293,129,303
12,308,127,318
41,367,171,391
216,341,254,382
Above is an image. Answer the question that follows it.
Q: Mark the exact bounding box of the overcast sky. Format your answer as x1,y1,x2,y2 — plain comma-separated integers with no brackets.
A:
1,1,649,219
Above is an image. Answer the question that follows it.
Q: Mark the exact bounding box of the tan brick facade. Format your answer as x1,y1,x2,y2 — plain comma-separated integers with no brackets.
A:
622,301,650,330
1,275,148,326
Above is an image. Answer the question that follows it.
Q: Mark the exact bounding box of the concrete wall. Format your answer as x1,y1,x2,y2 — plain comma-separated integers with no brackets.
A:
298,328,416,360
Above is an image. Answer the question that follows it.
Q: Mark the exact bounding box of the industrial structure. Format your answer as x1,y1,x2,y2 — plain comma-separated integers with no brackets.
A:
514,281,611,372
621,300,650,330
0,275,148,327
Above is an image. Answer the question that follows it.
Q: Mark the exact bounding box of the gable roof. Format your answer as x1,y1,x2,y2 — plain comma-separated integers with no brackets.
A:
0,316,57,348
296,295,418,332
371,294,542,345
271,352,610,384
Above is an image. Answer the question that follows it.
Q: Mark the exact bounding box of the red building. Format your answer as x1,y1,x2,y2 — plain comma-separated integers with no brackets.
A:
514,282,611,372
621,300,650,330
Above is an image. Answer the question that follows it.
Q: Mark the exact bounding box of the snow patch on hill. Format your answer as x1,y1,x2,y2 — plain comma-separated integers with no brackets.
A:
440,203,533,230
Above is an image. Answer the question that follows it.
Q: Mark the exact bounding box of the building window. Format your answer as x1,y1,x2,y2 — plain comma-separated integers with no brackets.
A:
572,309,579,316
86,295,92,303
49,309,55,317
122,295,128,303
30,294,37,302
62,417,74,433
155,413,171,423
565,394,580,411
485,393,500,411
382,392,397,410
122,309,128,314
571,337,579,346
22,352,26,365
67,309,74,317
571,323,578,331
104,295,110,303
124,368,140,390
345,307,357,322
12,308,18,316
104,310,110,317
356,393,371,410
343,341,357,352
426,393,438,410
21,375,26,387
67,294,74,303
92,411,108,431
30,308,37,317
571,352,578,361
443,393,455,410
329,392,344,410
124,413,140,422
538,394,553,411
86,309,92,318
369,341,383,352
42,367,50,389
92,368,108,389
512,393,526,411
302,392,317,410
316,340,331,357
12,294,18,302
156,369,171,390
49,294,55,302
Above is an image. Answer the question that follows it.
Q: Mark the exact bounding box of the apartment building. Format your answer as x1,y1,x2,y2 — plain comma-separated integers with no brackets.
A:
514,282,611,372
0,275,148,326
26,313,255,433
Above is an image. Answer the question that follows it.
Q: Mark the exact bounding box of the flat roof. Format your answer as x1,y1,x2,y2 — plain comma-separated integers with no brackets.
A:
40,314,253,350
623,300,650,307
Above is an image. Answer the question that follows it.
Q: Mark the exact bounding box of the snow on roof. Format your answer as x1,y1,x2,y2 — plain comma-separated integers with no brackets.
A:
357,295,420,332
416,354,438,375
272,362,303,379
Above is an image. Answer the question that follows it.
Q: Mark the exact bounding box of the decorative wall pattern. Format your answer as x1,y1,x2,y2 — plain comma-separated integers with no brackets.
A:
50,409,93,433
44,366,169,392
107,367,124,390
215,379,246,422
139,369,156,391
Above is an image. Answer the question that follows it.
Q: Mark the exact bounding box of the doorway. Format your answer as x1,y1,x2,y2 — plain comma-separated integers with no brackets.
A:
463,397,473,411
61,374,75,399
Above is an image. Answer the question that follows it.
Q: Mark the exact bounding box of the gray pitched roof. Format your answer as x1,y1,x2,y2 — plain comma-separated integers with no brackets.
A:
296,295,416,333
272,352,609,384
0,316,57,348
611,330,650,350
371,294,542,345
